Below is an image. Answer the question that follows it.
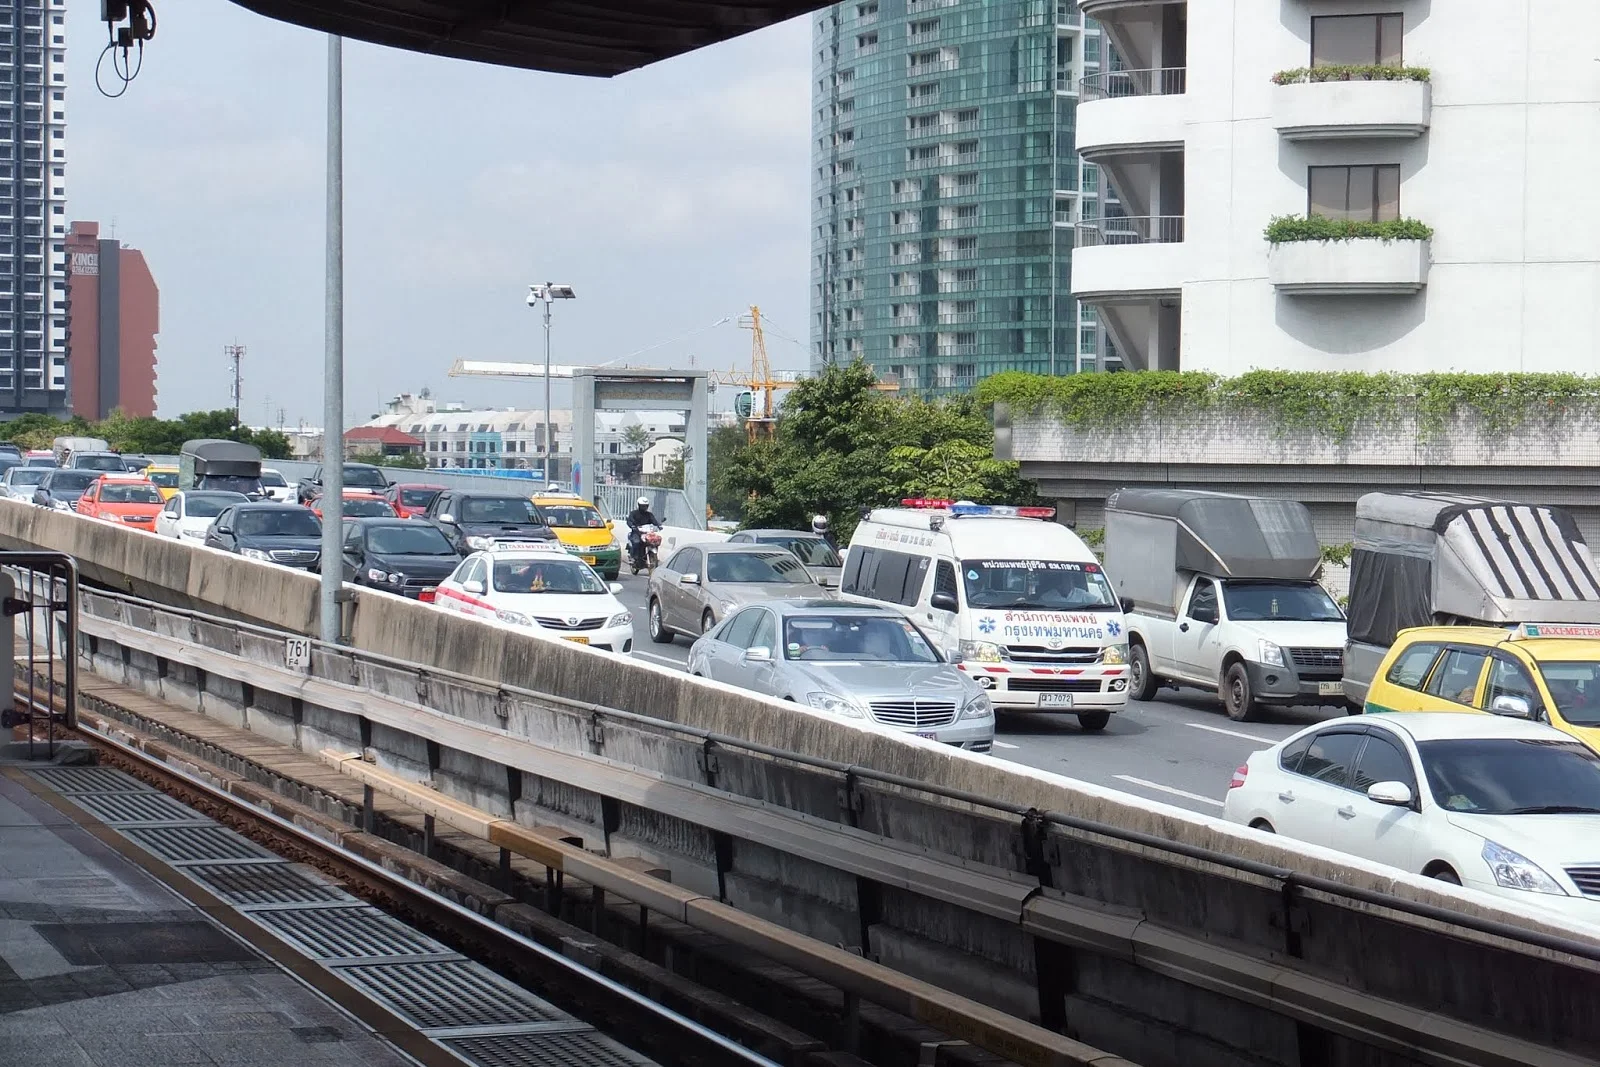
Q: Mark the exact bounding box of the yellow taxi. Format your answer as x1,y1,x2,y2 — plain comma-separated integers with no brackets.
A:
145,464,180,501
1365,623,1600,749
531,490,621,580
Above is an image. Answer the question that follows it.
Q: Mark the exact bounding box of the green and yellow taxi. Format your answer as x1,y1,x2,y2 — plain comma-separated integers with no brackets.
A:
1365,622,1600,750
531,491,621,580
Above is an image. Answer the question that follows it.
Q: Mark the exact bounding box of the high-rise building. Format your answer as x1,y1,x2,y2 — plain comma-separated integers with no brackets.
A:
63,221,159,419
1074,0,1600,372
0,0,68,417
809,0,1112,393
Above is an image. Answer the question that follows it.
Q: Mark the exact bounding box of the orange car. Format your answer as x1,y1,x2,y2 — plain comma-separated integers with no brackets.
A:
307,491,399,521
77,474,163,531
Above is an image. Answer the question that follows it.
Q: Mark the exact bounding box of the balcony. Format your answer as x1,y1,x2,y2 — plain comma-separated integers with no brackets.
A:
1273,70,1431,141
1076,68,1186,160
1071,216,1185,300
1268,237,1431,296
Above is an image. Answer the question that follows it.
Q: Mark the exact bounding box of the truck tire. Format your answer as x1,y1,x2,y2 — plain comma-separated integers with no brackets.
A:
1129,642,1160,702
1223,662,1259,722
1077,711,1111,733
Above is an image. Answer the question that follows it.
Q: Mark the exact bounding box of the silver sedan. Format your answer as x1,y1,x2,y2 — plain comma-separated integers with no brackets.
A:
686,600,995,752
647,542,832,642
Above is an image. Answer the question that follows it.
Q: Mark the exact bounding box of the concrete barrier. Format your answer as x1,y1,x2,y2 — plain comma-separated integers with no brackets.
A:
656,525,729,558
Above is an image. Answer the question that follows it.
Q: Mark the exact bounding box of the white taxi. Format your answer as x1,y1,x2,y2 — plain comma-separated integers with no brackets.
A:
432,544,634,654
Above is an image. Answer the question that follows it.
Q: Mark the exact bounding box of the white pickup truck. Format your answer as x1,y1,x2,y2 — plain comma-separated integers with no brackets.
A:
1104,489,1349,722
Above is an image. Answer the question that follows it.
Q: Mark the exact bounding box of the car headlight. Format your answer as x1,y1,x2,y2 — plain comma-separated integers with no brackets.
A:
1258,640,1286,668
607,612,632,628
366,567,388,582
242,548,272,561
179,528,204,539
1100,643,1128,665
464,535,492,550
958,640,1004,663
387,572,405,584
806,692,864,718
1482,840,1567,895
960,692,992,720
51,501,69,511
496,609,532,626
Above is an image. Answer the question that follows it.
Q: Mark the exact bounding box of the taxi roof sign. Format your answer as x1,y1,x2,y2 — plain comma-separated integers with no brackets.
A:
1509,622,1600,640
484,540,568,554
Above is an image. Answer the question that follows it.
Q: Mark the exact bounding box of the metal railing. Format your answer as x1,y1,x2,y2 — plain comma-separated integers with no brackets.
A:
1081,65,1188,101
1,551,77,757
593,483,702,529
1075,214,1186,245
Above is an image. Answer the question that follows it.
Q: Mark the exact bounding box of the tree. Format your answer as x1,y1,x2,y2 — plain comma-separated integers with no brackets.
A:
651,444,688,490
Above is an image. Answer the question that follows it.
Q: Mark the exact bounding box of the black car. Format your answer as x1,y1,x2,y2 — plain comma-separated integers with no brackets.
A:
297,462,389,504
33,469,101,511
205,503,324,569
423,489,554,554
339,517,460,597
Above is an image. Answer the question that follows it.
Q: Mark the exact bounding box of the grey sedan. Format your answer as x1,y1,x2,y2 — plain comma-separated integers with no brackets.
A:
647,543,832,643
686,600,994,751
726,529,844,588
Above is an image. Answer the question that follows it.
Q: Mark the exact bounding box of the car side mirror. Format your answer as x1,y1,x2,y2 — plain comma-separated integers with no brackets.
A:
214,525,231,535
463,580,485,595
1490,694,1535,719
1120,597,1135,615
681,573,701,585
930,591,958,613
743,646,773,663
1367,781,1414,808
437,513,455,524
609,582,623,595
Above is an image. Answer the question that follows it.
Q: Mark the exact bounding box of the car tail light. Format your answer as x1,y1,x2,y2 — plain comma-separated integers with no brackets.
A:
418,589,436,603
1229,765,1248,790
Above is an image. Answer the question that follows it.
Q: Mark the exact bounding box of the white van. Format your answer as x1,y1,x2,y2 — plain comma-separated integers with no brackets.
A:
841,500,1130,731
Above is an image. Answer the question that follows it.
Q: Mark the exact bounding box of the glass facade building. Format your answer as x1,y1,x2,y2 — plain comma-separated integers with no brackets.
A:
0,0,67,417
809,0,1114,393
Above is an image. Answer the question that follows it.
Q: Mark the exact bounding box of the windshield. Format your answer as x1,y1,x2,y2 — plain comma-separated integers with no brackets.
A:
49,472,97,494
185,493,247,518
1419,738,1600,814
1536,662,1600,726
25,457,57,467
399,487,442,508
330,497,393,518
343,465,388,489
260,471,288,488
235,509,321,538
707,551,814,584
369,526,456,556
7,468,46,487
542,504,605,529
147,470,179,488
961,559,1118,611
783,615,939,662
758,535,842,568
202,474,263,495
74,455,124,471
99,484,162,504
493,558,605,594
461,497,541,524
1221,581,1343,622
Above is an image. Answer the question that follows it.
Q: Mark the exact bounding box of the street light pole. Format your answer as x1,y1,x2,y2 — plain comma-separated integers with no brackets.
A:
319,34,345,645
527,283,575,484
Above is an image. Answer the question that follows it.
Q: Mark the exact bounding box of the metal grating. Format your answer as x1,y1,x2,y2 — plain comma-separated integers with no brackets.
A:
248,905,451,960
443,1030,657,1067
31,766,152,793
182,862,350,906
338,960,570,1030
66,790,206,824
123,824,278,863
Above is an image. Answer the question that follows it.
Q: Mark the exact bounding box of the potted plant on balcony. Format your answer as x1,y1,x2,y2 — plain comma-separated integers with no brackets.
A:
1264,216,1433,295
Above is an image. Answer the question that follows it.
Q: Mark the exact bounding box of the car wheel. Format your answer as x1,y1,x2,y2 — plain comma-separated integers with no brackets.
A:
1129,642,1160,702
701,609,716,635
1249,819,1275,834
1223,662,1259,722
1077,711,1110,733
648,599,674,644
1428,865,1462,885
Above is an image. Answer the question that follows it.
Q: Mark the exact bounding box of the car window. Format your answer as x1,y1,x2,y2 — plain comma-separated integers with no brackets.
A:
1295,731,1364,788
1420,738,1600,814
214,508,235,529
1482,656,1542,715
706,551,813,585
1350,734,1416,794
728,532,749,543
1279,734,1313,774
672,548,702,576
720,608,764,649
344,525,363,550
1423,648,1489,706
1187,581,1219,624
934,560,958,599
163,498,180,515
449,559,475,584
749,610,777,651
1385,642,1442,690
464,558,487,586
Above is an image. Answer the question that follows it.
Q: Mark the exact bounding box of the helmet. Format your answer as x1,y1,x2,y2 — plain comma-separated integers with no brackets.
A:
812,514,829,532
637,496,650,507
546,482,561,492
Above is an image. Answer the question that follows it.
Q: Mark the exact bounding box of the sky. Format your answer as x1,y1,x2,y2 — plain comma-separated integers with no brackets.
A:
66,2,816,427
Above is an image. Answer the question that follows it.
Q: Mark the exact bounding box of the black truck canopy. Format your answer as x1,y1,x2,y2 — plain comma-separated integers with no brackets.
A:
181,439,262,475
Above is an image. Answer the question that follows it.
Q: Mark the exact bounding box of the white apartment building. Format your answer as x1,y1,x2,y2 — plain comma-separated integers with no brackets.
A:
1073,0,1600,373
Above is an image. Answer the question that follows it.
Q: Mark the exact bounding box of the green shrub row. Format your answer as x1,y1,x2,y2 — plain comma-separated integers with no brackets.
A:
975,370,1600,443
1265,215,1433,243
1272,64,1431,85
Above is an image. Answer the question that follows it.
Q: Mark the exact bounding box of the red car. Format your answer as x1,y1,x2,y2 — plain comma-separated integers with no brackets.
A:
385,482,445,519
307,492,399,521
77,475,163,531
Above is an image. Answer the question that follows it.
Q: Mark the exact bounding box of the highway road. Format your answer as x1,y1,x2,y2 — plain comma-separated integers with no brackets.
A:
609,572,1344,815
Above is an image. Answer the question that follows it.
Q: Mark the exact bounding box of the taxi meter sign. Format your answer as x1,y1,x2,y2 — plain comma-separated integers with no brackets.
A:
1512,623,1600,640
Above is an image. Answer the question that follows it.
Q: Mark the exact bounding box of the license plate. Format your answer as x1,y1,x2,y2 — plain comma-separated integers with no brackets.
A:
580,555,596,564
1318,681,1343,697
916,731,939,740
1039,692,1075,708
563,636,589,644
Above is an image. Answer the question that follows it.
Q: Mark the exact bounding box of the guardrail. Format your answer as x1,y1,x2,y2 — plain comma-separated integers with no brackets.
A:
1075,215,1186,246
1,551,78,757
69,582,1600,1067
1080,67,1188,102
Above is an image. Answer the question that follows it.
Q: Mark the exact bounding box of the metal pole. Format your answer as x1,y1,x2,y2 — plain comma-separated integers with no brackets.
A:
543,293,552,481
319,35,345,645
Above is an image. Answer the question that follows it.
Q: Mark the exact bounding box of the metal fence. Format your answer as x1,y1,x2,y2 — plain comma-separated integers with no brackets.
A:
593,484,701,529
0,551,78,757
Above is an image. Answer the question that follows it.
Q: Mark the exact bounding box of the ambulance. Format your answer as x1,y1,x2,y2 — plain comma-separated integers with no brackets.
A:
841,500,1129,731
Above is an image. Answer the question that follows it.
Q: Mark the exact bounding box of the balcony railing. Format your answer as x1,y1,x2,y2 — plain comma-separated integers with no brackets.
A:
1056,0,1081,23
1075,215,1185,246
1081,67,1187,102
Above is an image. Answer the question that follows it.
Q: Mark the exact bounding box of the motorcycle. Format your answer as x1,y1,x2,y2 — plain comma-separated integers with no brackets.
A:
629,524,662,576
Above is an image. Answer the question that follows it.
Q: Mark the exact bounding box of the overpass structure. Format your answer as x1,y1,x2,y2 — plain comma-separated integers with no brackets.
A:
5,502,1600,1067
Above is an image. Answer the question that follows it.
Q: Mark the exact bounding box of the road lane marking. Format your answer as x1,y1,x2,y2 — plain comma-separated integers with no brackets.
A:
634,651,687,669
1185,722,1275,745
992,740,1019,750
1113,775,1225,808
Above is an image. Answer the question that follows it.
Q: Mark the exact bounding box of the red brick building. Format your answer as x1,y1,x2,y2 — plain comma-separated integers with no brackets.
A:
64,222,159,419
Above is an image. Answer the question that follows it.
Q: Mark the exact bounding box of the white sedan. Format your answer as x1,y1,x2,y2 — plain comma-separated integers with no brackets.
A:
432,545,633,654
154,490,251,542
1224,711,1600,923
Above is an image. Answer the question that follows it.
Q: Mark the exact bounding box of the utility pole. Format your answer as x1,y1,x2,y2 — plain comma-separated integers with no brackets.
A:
225,343,245,425
319,34,345,645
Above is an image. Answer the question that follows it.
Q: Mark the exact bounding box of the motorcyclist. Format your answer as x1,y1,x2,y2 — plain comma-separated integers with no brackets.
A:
812,514,837,551
626,496,659,568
